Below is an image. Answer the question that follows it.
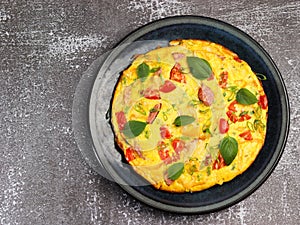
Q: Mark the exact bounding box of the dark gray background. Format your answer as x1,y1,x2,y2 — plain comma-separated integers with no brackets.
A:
0,0,299,224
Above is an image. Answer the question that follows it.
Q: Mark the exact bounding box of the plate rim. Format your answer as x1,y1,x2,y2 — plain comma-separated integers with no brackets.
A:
88,15,290,213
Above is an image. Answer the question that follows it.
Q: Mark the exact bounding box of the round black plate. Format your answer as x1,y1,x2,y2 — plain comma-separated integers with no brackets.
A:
88,16,289,213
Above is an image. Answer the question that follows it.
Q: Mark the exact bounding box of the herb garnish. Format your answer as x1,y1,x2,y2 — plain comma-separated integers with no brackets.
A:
220,136,238,165
122,120,147,138
137,62,150,81
187,56,212,80
167,162,184,180
173,115,195,126
236,88,258,105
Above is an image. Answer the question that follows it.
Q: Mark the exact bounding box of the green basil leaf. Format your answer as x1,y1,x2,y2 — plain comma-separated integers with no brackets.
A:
122,120,147,138
173,115,195,126
220,136,238,165
167,162,184,180
187,56,212,80
149,67,160,73
137,62,149,81
236,88,258,105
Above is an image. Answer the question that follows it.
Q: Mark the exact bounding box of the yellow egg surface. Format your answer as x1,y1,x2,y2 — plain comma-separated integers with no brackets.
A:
110,39,268,193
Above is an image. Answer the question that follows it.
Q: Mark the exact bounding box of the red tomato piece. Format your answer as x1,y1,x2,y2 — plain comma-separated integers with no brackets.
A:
258,94,268,110
239,130,253,140
115,111,127,130
219,71,228,88
233,56,242,63
219,118,229,134
157,141,170,161
143,88,160,100
160,126,172,139
170,63,186,83
172,139,185,154
159,80,176,93
228,100,238,112
212,154,226,170
226,111,238,123
158,149,170,161
125,147,136,162
238,113,251,122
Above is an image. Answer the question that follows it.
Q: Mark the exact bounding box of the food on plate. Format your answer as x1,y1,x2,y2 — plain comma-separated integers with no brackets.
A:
110,39,268,192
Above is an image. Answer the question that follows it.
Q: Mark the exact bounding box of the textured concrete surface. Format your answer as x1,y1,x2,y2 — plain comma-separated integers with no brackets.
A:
0,0,299,224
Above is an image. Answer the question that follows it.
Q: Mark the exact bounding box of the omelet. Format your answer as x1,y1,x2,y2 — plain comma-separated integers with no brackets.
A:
110,39,268,193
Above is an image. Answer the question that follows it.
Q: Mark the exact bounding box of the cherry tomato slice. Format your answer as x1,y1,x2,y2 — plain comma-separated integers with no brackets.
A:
158,149,170,161
238,113,251,122
172,139,185,154
170,63,186,83
125,147,136,162
219,71,228,88
212,154,226,170
157,141,171,162
226,111,238,123
233,56,242,63
258,94,268,110
239,130,253,140
160,126,172,139
228,100,238,112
